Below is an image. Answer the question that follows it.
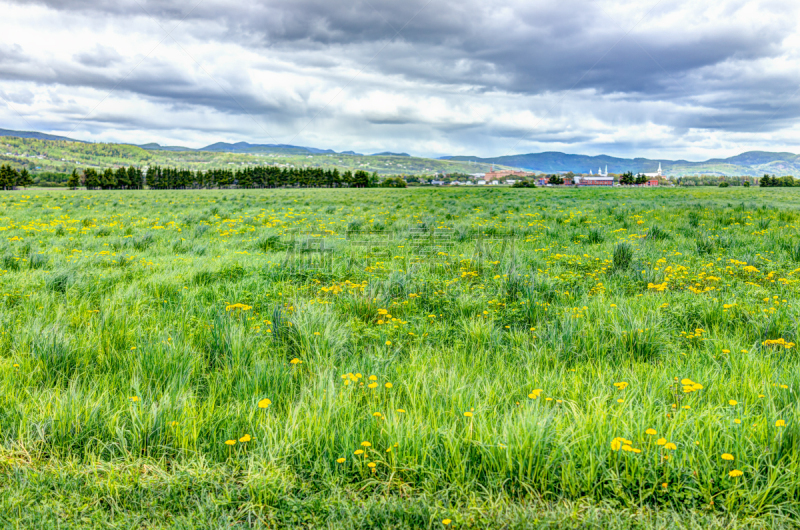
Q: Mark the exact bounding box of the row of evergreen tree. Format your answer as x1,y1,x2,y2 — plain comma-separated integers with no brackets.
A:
74,166,380,190
0,164,34,190
759,174,799,187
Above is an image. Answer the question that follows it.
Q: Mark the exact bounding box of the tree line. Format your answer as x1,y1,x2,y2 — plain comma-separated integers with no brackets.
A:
759,174,800,187
74,166,382,190
0,164,34,190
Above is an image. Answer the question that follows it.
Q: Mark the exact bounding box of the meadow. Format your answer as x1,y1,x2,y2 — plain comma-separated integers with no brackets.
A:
0,186,799,529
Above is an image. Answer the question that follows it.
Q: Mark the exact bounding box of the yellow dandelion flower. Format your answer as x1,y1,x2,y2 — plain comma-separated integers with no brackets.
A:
367,382,378,389
396,408,406,413
664,442,677,450
729,469,743,478
721,453,734,461
385,340,392,346
129,396,139,402
289,358,302,365
336,457,345,463
776,419,786,427
368,375,378,381
367,462,376,468
224,439,236,446
656,438,667,446
728,400,737,406
361,441,372,447
442,519,452,526
258,398,272,408
464,411,473,417
239,434,252,443
354,450,364,455
385,382,393,388
645,428,657,436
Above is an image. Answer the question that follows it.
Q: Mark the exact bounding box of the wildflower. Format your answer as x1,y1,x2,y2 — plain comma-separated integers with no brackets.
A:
528,389,543,399
225,439,236,446
385,382,392,388
290,358,302,365
464,411,473,417
129,396,139,402
354,450,364,455
385,341,392,346
367,382,378,389
372,412,383,418
611,439,622,451
258,398,272,408
225,303,252,312
734,419,741,424
613,381,628,390
239,434,252,443
656,438,667,446
369,375,378,381
729,469,743,478
442,520,452,526
728,400,737,406
361,441,372,447
664,442,677,450
367,462,376,468
396,409,406,413
662,483,668,489
336,458,345,463
645,428,657,436
776,420,786,427
721,453,734,461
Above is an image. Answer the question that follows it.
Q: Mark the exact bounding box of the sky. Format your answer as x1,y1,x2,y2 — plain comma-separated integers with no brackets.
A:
1,0,800,159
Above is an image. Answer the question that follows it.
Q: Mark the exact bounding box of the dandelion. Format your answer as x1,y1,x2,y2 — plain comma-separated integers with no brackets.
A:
129,396,139,402
367,382,378,389
664,442,677,450
385,382,393,388
336,458,345,463
354,450,364,455
613,381,628,390
464,411,473,417
239,434,252,443
722,453,735,461
728,400,738,406
776,420,786,427
442,519,452,525
396,408,406,413
645,428,657,436
290,358,302,365
729,469,743,478
385,341,392,346
372,412,383,418
369,375,377,381
656,438,667,446
367,462,376,468
361,441,372,447
225,439,236,446
528,389,543,399
258,398,272,408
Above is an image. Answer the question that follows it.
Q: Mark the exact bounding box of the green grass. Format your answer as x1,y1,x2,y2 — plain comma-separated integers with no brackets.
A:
0,186,799,528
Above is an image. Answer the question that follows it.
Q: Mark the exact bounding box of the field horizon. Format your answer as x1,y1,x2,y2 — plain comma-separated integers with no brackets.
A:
1,186,799,529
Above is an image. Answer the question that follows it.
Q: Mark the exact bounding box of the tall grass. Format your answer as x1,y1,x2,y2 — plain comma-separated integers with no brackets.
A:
0,187,799,528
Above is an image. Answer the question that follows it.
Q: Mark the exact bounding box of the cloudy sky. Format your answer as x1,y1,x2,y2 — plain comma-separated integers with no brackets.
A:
1,0,799,159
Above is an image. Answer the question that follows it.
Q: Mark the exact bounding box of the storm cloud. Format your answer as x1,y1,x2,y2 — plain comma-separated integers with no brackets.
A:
1,0,799,158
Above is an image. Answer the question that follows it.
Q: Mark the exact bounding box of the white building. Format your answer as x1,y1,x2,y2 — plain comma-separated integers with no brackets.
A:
642,163,663,178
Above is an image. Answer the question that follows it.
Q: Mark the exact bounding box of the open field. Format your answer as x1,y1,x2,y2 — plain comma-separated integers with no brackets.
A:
1,187,800,528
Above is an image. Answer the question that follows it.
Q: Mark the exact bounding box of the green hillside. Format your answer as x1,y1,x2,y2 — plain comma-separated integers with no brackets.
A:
0,136,505,179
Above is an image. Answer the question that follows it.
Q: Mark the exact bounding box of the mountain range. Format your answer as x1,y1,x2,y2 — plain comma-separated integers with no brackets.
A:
1,128,799,176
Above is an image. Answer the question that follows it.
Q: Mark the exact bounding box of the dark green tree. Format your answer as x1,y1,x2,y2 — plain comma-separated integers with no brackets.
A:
67,169,81,189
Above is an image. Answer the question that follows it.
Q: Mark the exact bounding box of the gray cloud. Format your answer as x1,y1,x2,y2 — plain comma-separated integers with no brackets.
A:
2,0,800,157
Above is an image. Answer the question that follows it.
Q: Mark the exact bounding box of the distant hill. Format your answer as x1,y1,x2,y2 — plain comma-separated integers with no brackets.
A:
370,152,410,157
138,143,194,152
447,151,800,177
0,128,84,143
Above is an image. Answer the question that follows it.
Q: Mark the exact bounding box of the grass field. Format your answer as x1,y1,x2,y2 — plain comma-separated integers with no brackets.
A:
1,187,799,529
